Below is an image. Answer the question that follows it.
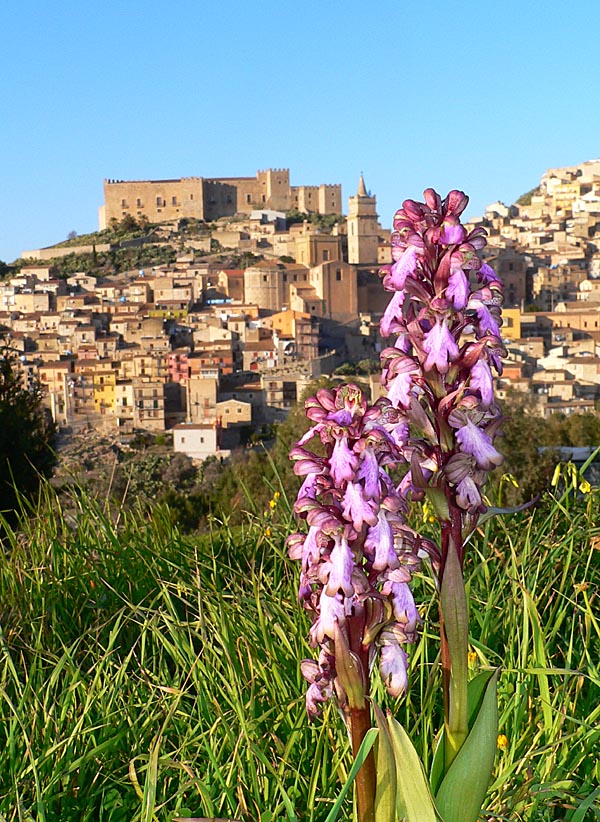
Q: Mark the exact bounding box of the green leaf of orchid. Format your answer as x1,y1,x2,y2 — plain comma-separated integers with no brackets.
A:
430,669,495,794
475,498,539,526
333,620,366,710
386,712,439,822
434,668,499,822
439,539,469,761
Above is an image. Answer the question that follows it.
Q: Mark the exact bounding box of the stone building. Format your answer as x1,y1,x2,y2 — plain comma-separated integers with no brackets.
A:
243,261,309,311
294,233,343,267
100,168,342,228
173,423,225,461
347,175,379,265
487,247,529,307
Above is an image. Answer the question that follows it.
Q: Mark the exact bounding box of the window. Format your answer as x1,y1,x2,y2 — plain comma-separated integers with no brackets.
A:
172,196,177,206
247,194,252,204
336,270,342,281
181,436,185,443
263,275,268,282
121,199,127,207
136,198,142,207
200,436,204,443
323,250,330,261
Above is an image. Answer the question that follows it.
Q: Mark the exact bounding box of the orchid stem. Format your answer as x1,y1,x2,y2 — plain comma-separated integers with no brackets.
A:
349,706,376,822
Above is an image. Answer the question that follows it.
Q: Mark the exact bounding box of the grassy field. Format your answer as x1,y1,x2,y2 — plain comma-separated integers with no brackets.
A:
0,476,598,821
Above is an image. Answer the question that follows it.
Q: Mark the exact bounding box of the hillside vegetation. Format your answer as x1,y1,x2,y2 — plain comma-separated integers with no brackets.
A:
0,470,598,821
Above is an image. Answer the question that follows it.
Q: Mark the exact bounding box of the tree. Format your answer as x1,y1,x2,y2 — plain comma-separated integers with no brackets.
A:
0,345,56,519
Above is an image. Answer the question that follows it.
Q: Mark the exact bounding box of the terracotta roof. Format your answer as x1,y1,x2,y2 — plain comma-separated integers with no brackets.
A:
245,340,275,352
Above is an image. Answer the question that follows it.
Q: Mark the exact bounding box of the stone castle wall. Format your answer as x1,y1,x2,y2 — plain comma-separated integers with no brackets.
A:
23,242,113,260
102,178,205,228
293,184,342,215
101,169,342,228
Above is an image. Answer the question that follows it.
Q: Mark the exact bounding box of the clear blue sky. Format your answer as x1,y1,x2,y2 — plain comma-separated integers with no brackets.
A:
2,0,600,262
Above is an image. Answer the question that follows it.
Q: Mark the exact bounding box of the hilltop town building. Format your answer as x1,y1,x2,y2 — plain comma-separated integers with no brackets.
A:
99,169,342,228
347,175,379,265
10,157,600,461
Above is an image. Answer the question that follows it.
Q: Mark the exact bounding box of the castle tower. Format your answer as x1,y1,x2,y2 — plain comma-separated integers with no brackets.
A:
347,174,379,265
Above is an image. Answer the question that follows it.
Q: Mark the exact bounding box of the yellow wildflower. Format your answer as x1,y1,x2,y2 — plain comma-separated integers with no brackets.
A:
497,734,508,750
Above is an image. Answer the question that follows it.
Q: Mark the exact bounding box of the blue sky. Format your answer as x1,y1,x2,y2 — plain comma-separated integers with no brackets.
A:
1,0,600,262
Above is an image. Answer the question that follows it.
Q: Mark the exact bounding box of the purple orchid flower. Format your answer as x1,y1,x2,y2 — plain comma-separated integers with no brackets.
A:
289,187,505,736
422,319,459,373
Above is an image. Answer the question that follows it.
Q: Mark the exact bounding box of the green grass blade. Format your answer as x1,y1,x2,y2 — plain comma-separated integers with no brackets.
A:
323,728,378,822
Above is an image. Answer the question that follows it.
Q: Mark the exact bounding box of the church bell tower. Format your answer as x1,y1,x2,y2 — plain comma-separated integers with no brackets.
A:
347,174,379,265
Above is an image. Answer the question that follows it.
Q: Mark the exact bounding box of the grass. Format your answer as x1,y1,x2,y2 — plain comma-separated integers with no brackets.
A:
0,476,598,821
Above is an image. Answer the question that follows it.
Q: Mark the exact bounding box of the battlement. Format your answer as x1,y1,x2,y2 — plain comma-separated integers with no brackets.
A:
105,177,203,185
100,168,342,229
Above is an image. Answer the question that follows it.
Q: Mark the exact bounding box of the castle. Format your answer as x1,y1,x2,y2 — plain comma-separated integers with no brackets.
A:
99,168,342,228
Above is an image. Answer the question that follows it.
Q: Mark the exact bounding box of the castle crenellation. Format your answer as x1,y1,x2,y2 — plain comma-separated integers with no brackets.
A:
100,168,342,230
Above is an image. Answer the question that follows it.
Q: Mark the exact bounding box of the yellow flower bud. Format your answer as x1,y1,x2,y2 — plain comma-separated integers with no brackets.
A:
497,734,508,749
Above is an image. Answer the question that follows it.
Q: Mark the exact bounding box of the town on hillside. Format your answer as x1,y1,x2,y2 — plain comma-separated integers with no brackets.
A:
3,162,600,463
